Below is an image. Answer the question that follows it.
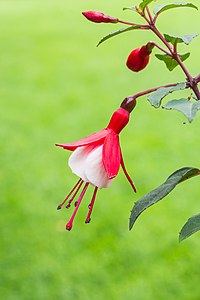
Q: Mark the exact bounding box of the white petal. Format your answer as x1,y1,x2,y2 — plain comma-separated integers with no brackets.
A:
85,145,113,189
68,146,90,182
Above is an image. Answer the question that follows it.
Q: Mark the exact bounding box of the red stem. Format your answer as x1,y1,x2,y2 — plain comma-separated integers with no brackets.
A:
145,6,153,23
151,41,171,56
118,19,149,29
119,5,200,99
149,22,200,99
121,82,189,112
195,74,200,83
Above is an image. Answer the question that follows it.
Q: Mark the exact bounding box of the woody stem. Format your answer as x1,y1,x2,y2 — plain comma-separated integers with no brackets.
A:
121,82,189,112
139,6,200,99
149,24,200,99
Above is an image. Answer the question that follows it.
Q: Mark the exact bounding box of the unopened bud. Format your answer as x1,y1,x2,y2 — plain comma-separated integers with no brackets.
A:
82,11,119,23
126,42,154,72
120,97,137,113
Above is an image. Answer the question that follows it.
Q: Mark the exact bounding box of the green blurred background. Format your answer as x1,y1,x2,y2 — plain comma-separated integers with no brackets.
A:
1,0,200,299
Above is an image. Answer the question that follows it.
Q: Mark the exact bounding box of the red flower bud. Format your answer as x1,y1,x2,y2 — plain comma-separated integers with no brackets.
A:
82,11,118,23
126,42,154,72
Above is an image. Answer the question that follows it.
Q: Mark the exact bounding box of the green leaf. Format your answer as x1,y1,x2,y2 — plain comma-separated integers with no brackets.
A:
179,213,200,241
155,52,190,71
164,33,199,45
97,26,141,47
148,82,187,108
153,2,198,15
129,167,200,230
139,0,154,10
123,6,137,11
163,98,200,122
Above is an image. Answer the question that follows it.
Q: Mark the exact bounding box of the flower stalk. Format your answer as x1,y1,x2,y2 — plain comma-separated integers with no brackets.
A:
121,82,190,111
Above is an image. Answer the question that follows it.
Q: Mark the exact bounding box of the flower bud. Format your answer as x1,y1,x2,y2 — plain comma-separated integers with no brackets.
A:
120,97,137,113
126,42,154,72
82,11,119,23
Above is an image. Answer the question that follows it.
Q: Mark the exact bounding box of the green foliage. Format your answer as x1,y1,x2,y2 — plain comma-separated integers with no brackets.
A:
123,0,155,11
148,83,187,108
153,2,198,15
163,98,200,122
179,213,200,241
164,33,199,45
97,26,140,47
139,0,155,10
155,52,190,71
130,167,200,231
123,6,137,11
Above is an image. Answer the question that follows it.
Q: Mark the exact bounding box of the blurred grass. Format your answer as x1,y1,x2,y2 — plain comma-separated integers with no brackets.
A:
0,0,200,299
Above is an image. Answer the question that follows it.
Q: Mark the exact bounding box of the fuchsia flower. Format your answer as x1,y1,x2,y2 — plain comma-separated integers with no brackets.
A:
56,107,136,231
126,42,154,72
82,10,119,23
56,107,136,230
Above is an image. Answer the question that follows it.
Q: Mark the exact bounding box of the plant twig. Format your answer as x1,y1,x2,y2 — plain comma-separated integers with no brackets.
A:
118,19,149,29
145,6,153,23
149,24,200,99
151,41,171,56
121,82,189,112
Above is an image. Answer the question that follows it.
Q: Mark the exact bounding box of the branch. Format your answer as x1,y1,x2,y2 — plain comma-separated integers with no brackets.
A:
118,19,149,29
151,41,171,56
145,6,153,24
149,24,200,100
121,82,189,112
195,74,200,84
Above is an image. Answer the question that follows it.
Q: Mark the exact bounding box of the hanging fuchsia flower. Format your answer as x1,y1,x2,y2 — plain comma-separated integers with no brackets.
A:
82,10,119,23
126,42,154,72
56,107,136,231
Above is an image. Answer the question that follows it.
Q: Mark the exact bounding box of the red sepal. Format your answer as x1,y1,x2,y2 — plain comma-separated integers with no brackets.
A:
55,129,109,151
107,108,129,134
102,132,121,179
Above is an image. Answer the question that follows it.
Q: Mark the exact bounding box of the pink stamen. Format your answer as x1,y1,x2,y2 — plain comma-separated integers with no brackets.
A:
66,180,84,208
85,187,98,224
66,182,89,231
57,178,83,210
121,155,137,193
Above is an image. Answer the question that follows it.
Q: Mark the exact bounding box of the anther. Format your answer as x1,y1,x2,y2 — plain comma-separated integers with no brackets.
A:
65,180,84,208
85,217,91,224
57,178,83,209
85,187,98,224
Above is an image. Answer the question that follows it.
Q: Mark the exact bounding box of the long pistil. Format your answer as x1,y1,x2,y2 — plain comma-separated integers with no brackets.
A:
66,182,89,231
